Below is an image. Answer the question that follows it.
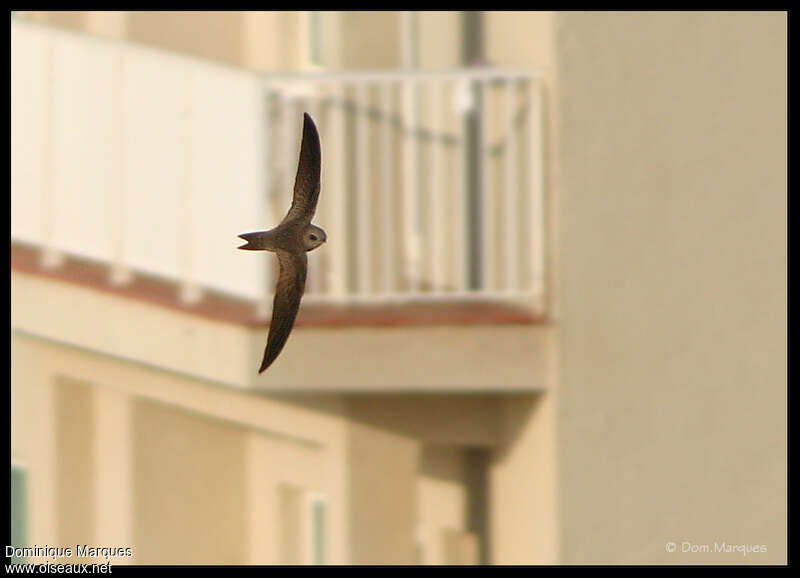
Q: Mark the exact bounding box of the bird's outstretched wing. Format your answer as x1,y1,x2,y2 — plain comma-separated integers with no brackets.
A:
259,249,308,373
281,112,321,225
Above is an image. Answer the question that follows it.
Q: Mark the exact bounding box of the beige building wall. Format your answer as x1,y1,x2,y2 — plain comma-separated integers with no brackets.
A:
16,11,310,72
54,379,95,561
418,446,477,565
125,11,247,66
13,332,353,564
346,419,419,564
481,9,786,564
417,12,461,69
485,11,554,70
15,11,462,72
18,10,87,32
131,398,249,564
553,11,787,564
12,326,532,565
480,11,562,566
340,12,402,68
489,394,559,564
26,10,403,71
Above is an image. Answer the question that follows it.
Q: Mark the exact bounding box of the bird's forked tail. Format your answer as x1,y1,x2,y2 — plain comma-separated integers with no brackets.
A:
237,231,272,251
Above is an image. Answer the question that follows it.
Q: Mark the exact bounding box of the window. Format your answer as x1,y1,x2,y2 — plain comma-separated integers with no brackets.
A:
309,12,324,67
415,526,426,564
278,483,304,564
401,11,419,68
11,465,27,564
309,495,326,565
278,484,327,565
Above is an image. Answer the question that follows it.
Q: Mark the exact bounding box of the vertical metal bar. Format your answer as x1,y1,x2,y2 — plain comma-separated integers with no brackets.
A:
330,83,348,299
282,93,298,198
481,79,494,292
504,79,519,292
402,77,420,294
381,82,396,295
462,11,485,292
356,83,370,295
430,80,445,291
465,77,483,291
529,79,545,304
401,12,419,296
455,83,469,293
416,81,427,293
279,91,299,302
461,11,484,67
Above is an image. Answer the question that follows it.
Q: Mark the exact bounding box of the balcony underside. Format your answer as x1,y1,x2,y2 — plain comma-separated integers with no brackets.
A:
12,242,553,393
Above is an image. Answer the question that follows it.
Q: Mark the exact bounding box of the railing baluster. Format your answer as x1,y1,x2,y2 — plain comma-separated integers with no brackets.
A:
430,81,445,291
529,79,545,307
381,82,396,296
402,77,421,295
304,88,325,296
283,92,298,197
330,83,348,299
257,90,274,318
505,79,519,293
356,83,370,295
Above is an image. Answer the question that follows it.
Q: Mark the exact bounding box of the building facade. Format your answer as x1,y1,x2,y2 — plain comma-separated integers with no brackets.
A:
11,11,786,565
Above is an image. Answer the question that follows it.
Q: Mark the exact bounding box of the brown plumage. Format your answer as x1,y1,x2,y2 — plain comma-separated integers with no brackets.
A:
238,113,327,373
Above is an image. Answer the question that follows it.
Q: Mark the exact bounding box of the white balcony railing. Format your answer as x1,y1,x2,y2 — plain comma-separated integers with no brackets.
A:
11,19,546,314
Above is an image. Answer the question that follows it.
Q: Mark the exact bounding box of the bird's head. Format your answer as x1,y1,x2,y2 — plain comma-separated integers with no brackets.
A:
302,224,327,251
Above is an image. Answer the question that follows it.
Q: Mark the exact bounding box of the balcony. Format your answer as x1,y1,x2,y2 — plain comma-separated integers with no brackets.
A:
11,18,546,319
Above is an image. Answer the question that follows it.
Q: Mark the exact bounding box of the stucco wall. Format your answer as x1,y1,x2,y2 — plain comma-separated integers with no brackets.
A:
12,333,352,564
489,394,559,564
554,11,786,564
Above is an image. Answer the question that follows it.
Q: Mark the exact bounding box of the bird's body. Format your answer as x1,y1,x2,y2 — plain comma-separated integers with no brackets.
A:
238,221,325,254
238,113,326,373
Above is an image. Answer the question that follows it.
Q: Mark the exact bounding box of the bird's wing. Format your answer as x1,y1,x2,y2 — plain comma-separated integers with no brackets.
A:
281,113,321,225
259,249,308,373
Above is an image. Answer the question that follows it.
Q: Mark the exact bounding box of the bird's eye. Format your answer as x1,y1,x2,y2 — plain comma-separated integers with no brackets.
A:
309,234,318,241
